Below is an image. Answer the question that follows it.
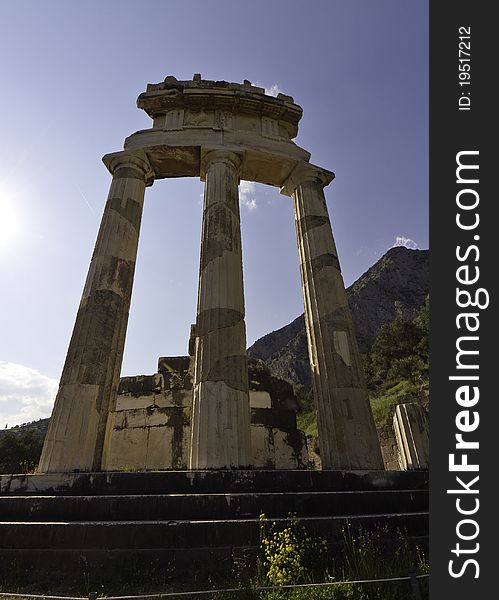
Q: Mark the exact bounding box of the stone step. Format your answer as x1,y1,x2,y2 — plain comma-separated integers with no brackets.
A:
0,512,429,550
0,470,429,589
0,489,428,522
0,534,430,589
0,469,429,496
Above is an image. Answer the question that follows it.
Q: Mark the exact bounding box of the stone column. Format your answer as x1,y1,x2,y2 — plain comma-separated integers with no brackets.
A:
189,150,252,468
38,151,153,473
282,163,384,470
393,403,429,470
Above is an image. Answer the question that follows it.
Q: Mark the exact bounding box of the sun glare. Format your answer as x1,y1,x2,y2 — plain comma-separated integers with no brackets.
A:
0,192,21,249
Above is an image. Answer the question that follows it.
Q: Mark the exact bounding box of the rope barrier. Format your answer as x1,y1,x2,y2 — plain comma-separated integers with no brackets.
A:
0,573,429,599
257,573,429,591
0,595,86,600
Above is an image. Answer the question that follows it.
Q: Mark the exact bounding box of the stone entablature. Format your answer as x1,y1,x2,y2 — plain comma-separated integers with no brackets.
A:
138,75,301,139
119,75,315,187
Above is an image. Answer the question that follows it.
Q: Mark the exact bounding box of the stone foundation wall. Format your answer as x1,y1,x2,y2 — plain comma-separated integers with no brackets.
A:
103,357,309,471
105,406,191,471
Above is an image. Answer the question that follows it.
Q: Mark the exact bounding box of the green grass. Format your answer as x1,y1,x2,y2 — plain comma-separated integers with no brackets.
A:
296,378,426,433
369,379,423,428
296,411,318,438
370,395,395,429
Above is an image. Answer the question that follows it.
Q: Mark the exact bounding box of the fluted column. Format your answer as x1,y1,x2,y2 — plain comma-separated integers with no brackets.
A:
393,403,429,470
282,163,384,470
189,150,251,468
38,151,153,473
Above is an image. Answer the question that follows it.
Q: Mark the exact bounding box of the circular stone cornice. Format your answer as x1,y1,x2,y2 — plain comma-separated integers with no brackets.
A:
137,75,303,137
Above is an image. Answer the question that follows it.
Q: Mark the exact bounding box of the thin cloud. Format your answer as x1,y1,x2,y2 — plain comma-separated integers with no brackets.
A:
265,83,282,97
239,181,257,211
198,181,257,210
0,362,57,428
393,236,418,250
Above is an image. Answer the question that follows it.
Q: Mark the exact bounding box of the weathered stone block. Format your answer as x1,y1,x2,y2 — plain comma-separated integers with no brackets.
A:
158,356,191,374
251,407,296,430
249,391,271,408
118,374,163,395
273,429,308,469
251,426,275,469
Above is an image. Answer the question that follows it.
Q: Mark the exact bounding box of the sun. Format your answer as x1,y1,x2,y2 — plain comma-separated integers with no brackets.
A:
0,191,21,249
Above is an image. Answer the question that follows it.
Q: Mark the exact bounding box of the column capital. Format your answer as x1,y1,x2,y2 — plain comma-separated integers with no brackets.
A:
200,149,243,181
102,150,155,186
280,162,335,197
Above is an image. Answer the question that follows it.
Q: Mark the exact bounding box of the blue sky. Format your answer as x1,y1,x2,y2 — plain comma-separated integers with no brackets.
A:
0,0,428,426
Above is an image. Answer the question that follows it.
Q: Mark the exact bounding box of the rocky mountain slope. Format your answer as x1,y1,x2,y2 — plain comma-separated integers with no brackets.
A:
248,246,429,389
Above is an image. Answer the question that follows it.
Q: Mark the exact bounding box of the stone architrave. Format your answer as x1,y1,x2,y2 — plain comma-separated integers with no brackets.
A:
189,150,252,468
38,151,153,473
393,403,429,470
282,164,384,470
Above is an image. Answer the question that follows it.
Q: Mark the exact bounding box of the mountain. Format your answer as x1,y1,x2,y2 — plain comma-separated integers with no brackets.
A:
0,418,49,440
248,247,429,389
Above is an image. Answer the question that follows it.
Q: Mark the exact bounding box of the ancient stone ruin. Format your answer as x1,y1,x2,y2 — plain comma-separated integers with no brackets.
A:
0,77,429,587
38,75,384,473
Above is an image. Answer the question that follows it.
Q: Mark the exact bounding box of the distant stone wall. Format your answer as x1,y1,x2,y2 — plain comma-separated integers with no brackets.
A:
379,419,400,471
